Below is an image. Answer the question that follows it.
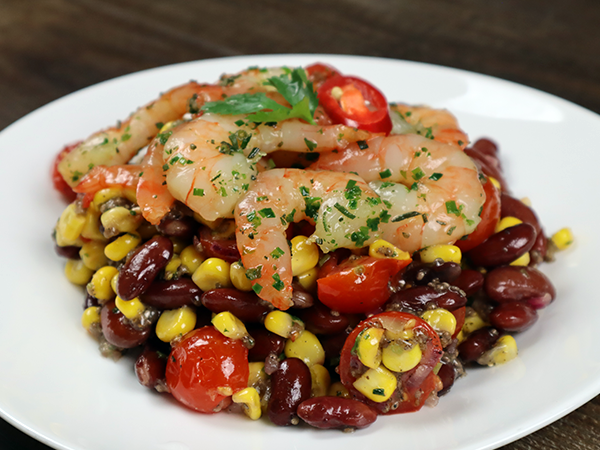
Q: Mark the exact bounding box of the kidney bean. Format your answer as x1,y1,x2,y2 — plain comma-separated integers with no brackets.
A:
55,244,81,259
500,194,547,261
101,300,150,348
298,301,349,335
135,344,167,390
485,266,555,308
116,235,173,300
458,327,500,363
452,270,484,297
472,138,498,158
437,362,456,396
298,397,377,430
291,285,314,309
248,328,286,361
387,285,467,314
392,261,461,289
201,288,271,323
140,279,201,310
489,301,538,332
197,228,240,263
83,292,99,309
268,358,312,426
468,223,536,268
321,328,352,363
465,147,508,192
157,216,197,240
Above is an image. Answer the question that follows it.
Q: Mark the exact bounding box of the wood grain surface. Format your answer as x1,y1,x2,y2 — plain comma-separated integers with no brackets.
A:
1,0,599,448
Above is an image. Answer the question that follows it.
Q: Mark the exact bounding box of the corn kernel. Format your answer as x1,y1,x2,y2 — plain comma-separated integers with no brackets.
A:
328,381,350,398
100,206,142,234
382,342,422,373
80,203,106,241
383,318,416,341
212,312,248,340
115,296,145,320
478,335,518,366
230,260,253,291
510,252,530,266
156,305,197,342
232,387,262,420
551,227,574,251
123,188,137,204
110,272,119,295
291,236,319,276
164,255,181,280
495,216,523,233
310,364,331,397
56,203,86,246
422,308,457,335
248,362,267,388
520,197,532,207
284,330,325,366
87,266,119,302
488,176,501,190
296,267,318,292
420,245,462,264
352,365,397,402
462,310,488,335
192,258,232,291
170,237,187,254
264,310,304,339
81,306,101,332
104,232,141,261
79,241,108,271
369,239,411,260
93,187,125,209
355,327,385,369
65,259,94,285
181,245,204,274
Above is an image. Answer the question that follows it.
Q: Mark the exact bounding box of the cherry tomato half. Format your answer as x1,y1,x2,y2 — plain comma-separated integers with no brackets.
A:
317,256,411,314
52,142,80,202
166,327,249,414
455,176,501,252
339,312,443,414
317,75,393,134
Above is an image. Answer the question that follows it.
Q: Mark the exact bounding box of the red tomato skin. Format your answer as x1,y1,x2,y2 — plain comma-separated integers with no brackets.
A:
451,306,466,339
166,327,249,414
339,312,443,414
305,62,340,88
455,176,501,252
317,75,393,134
317,256,411,314
52,143,80,202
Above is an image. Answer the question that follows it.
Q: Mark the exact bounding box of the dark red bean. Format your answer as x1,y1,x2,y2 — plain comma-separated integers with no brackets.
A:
248,328,286,361
140,279,201,310
297,397,377,430
437,362,456,396
101,300,150,348
197,228,240,263
268,358,312,426
393,261,461,288
291,285,314,309
321,328,352,363
465,147,508,192
452,270,484,297
489,301,538,332
468,223,536,268
472,138,498,158
387,285,467,314
157,216,197,240
458,327,500,363
55,244,81,259
201,288,271,323
116,235,173,300
135,344,167,390
298,301,350,335
500,193,547,262
83,292,99,309
485,266,555,308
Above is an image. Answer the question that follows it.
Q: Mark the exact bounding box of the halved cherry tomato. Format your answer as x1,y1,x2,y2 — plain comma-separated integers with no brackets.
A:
339,312,443,414
317,256,411,314
166,326,249,414
455,176,501,252
317,75,393,134
52,142,80,202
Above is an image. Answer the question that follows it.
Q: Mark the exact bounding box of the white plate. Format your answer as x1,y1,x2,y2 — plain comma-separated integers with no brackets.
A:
1,55,598,450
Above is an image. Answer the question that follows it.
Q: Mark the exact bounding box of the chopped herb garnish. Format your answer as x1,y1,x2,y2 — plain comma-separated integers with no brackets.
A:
258,208,276,218
252,283,263,294
372,388,385,396
350,226,370,247
445,200,461,216
379,169,392,179
155,122,164,130
270,247,285,259
304,138,317,151
412,167,425,180
193,188,205,197
357,140,369,150
272,274,285,291
429,172,443,181
391,211,421,222
245,266,263,281
379,210,391,223
447,226,456,235
157,130,173,145
334,203,356,219
366,217,380,231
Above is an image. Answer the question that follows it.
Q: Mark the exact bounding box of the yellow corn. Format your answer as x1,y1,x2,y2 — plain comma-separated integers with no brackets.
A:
81,306,101,332
422,308,457,335
328,381,350,398
248,362,267,388
495,216,523,233
156,305,197,342
55,203,86,246
232,387,262,420
420,245,462,264
169,237,187,254
551,227,574,251
230,260,253,291
104,232,141,262
510,252,530,266
384,318,416,341
80,203,106,241
164,255,181,280
264,310,304,339
65,259,94,285
212,312,248,340
181,245,204,274
100,206,142,234
284,330,325,366
310,364,331,397
192,258,232,291
110,272,119,295
369,239,411,261
478,335,518,366
93,187,124,209
87,266,119,301
352,365,397,403
488,176,501,190
79,241,108,271
115,296,145,320
291,236,319,276
382,342,422,373
462,310,488,335
355,327,385,369
296,267,319,292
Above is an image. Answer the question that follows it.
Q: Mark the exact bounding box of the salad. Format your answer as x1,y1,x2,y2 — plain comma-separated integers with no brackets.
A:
51,62,572,431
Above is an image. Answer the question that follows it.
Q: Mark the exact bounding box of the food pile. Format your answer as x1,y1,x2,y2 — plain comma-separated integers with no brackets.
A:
52,63,573,430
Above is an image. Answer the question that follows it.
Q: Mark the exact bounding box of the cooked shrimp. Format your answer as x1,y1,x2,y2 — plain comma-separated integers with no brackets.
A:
73,164,143,207
235,169,387,310
218,66,286,95
390,104,468,149
58,82,224,187
310,134,485,253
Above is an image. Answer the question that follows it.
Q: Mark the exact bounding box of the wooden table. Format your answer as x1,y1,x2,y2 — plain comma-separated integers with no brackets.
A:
1,1,599,448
